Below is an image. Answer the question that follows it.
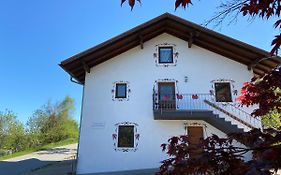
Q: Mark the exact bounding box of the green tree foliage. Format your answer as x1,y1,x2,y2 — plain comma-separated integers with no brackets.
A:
0,110,28,153
262,109,281,130
27,96,78,146
0,96,78,156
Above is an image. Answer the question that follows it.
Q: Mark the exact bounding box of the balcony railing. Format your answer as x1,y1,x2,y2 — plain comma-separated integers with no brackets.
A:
152,93,261,129
153,93,215,111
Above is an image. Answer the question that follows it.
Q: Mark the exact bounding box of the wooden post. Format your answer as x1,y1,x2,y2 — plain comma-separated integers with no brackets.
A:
82,61,90,73
139,35,144,49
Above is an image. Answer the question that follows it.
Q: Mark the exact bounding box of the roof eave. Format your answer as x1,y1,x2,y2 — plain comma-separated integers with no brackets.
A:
60,13,281,84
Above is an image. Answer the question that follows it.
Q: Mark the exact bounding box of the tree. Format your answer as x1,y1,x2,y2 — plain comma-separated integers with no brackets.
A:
237,67,281,129
262,110,281,129
5,122,27,152
121,0,281,55
27,96,78,146
237,67,281,117
0,110,28,153
0,96,78,156
0,110,16,149
158,129,281,175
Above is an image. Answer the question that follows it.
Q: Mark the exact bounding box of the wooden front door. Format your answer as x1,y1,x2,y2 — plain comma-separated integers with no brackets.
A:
158,82,176,109
187,126,204,158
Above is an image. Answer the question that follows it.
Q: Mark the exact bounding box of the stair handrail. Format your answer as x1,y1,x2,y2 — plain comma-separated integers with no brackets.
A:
204,99,257,129
221,101,261,129
224,102,260,121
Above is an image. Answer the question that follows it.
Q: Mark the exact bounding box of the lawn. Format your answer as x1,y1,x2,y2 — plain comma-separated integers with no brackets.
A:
0,138,77,160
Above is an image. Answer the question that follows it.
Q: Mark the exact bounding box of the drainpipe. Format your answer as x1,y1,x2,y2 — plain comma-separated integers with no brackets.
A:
70,76,85,174
70,77,83,85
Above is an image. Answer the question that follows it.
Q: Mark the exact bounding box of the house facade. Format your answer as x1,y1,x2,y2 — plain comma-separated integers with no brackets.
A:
60,14,280,175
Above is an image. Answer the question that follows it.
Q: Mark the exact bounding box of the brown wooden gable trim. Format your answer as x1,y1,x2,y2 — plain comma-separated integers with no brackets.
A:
60,13,281,84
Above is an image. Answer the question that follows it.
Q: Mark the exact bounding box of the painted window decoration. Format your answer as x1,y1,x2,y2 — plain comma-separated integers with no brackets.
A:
112,122,139,152
210,79,237,103
112,81,131,101
153,43,178,67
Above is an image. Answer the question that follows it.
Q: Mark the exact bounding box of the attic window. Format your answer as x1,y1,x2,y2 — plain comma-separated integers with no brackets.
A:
115,83,127,98
159,47,173,63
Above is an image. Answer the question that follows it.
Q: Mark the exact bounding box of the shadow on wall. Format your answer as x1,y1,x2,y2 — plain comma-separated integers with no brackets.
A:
0,158,55,175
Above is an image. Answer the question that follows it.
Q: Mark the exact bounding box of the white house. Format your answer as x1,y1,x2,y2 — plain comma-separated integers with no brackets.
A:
60,13,280,175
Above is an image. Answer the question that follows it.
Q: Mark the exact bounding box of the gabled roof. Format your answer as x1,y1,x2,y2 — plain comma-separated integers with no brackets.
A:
60,13,281,84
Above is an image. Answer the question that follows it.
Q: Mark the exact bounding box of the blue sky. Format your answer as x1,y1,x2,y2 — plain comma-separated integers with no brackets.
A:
0,0,278,123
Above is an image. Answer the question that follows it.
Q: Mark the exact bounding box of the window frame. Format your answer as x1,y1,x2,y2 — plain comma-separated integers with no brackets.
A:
117,125,135,148
214,82,233,102
158,46,174,64
115,83,127,99
157,82,176,109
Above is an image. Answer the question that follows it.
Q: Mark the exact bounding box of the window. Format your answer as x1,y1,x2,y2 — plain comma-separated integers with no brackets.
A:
118,125,134,148
158,82,176,109
214,82,232,102
115,83,127,98
112,122,139,152
112,81,130,101
159,47,173,63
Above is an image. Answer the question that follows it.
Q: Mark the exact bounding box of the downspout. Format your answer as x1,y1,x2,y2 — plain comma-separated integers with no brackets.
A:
70,76,85,174
70,77,83,85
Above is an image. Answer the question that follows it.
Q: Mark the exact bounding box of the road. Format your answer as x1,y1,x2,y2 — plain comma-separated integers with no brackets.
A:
0,144,77,175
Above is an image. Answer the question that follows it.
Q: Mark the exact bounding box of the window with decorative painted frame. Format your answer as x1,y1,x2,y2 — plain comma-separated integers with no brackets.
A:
112,122,139,152
210,79,238,103
111,81,131,101
158,46,174,63
115,83,127,98
117,125,134,148
153,43,179,67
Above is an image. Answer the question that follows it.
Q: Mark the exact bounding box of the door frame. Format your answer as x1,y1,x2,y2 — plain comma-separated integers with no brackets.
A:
186,126,204,158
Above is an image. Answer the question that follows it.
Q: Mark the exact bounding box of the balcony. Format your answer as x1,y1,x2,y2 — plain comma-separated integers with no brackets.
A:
152,93,261,132
153,93,213,118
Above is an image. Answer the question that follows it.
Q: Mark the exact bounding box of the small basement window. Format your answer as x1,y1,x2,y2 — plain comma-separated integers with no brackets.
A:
214,82,232,102
159,47,173,63
115,83,127,98
117,125,134,148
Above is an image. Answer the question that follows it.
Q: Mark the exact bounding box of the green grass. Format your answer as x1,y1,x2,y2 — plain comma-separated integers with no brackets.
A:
38,138,77,151
0,150,35,160
0,138,77,160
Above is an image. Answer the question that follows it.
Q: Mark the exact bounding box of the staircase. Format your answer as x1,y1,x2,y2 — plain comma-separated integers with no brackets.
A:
153,93,261,133
204,100,256,130
153,109,244,134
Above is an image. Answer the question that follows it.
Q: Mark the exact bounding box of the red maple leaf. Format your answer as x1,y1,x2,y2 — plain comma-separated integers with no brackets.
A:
175,0,193,10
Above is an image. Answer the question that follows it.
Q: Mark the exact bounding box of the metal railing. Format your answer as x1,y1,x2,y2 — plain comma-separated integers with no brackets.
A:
153,93,213,111
215,101,260,128
152,92,261,129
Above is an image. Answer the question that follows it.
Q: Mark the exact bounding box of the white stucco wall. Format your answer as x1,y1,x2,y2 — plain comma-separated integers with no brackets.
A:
77,33,256,174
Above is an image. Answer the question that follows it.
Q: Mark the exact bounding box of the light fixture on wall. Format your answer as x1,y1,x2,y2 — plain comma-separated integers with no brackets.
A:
184,76,188,83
